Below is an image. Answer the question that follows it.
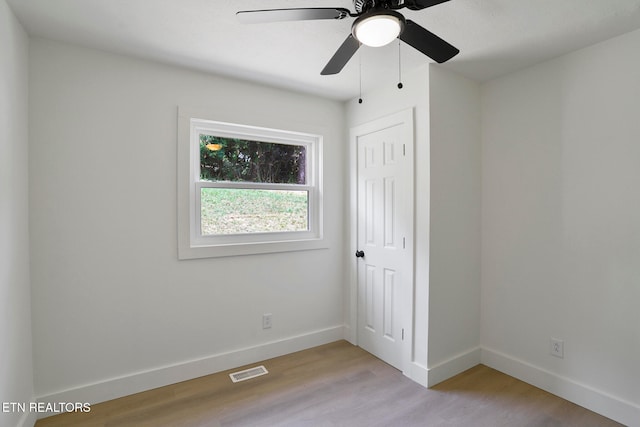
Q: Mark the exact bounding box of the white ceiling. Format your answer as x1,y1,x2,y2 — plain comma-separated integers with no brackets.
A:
8,0,640,100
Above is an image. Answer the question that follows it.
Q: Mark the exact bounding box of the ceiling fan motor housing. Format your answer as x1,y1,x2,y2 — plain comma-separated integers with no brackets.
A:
354,0,408,14
353,0,371,14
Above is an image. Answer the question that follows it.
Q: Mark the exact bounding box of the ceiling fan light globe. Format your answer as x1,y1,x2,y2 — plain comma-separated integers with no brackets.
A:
353,14,403,47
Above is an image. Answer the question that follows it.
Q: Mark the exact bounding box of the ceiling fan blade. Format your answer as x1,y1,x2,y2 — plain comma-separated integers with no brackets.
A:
402,0,451,11
237,8,351,24
321,34,361,75
399,20,459,63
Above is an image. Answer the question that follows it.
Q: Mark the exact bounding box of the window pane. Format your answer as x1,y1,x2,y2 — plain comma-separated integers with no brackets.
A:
201,188,309,235
200,136,306,184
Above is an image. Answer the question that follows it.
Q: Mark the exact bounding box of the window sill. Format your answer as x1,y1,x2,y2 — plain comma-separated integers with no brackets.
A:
177,237,327,260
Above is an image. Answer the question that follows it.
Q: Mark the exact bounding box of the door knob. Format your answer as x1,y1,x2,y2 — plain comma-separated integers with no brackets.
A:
355,250,365,258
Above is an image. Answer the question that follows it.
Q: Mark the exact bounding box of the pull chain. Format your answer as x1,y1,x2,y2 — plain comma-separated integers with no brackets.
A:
397,38,403,89
358,51,363,104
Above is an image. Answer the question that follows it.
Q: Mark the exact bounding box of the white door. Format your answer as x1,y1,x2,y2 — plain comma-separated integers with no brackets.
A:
352,109,414,371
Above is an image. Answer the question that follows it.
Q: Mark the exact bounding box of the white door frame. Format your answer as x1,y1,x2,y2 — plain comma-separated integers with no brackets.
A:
348,108,415,375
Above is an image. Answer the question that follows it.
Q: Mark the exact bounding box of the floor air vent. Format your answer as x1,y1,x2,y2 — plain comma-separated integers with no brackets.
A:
229,365,269,383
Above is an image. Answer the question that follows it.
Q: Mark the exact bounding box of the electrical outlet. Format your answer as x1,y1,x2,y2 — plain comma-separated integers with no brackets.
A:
550,338,564,358
262,313,272,329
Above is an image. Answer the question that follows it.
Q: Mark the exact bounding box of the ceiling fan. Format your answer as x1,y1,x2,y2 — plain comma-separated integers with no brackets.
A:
237,0,459,75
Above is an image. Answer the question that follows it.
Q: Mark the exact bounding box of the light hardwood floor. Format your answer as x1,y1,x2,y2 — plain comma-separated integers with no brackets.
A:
36,340,622,426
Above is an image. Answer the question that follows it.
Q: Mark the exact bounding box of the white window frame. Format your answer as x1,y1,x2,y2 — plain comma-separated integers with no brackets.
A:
178,110,324,259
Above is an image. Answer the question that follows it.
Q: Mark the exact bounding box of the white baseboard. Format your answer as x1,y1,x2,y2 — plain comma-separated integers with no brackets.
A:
36,326,345,419
405,361,428,388
342,324,357,346
481,347,640,427
16,403,38,427
427,347,481,387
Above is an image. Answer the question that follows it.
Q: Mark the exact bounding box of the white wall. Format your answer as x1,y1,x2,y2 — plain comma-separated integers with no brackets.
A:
427,66,481,385
28,39,347,406
346,64,431,382
481,28,640,426
0,1,35,427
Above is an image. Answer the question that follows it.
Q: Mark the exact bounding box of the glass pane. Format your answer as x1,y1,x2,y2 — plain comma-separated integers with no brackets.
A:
200,135,306,184
201,188,309,235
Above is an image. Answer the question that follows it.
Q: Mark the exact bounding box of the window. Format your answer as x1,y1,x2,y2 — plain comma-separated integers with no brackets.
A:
178,112,323,259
